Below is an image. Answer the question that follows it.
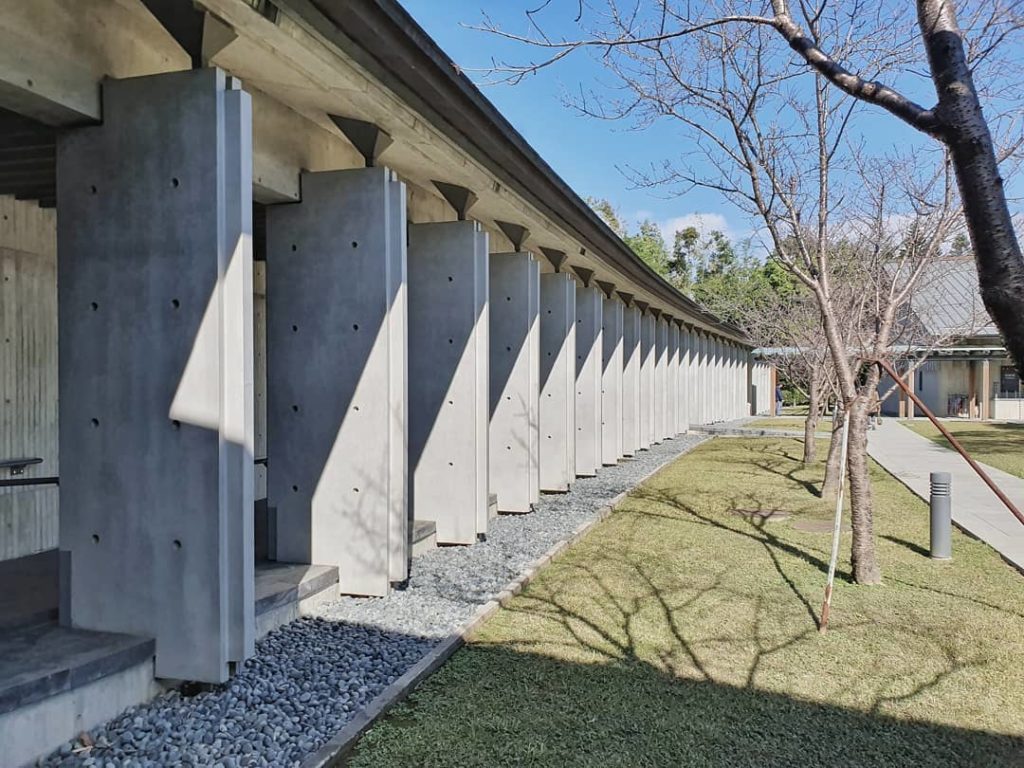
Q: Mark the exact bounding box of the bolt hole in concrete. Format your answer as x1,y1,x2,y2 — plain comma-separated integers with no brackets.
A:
171,299,180,309
351,241,358,248
90,301,98,311
291,485,299,493
447,276,453,282
448,338,453,344
353,487,359,494
89,185,97,194
91,534,99,544
173,539,182,550
171,420,181,430
352,324,359,331
291,244,297,252
292,324,299,333
292,405,299,413
171,177,179,188
353,405,360,412
90,418,99,428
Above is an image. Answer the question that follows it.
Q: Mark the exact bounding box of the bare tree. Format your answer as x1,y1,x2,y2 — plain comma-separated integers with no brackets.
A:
476,1,972,583
475,0,1024,377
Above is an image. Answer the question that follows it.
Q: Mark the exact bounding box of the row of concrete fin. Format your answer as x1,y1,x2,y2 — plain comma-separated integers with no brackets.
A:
53,68,751,684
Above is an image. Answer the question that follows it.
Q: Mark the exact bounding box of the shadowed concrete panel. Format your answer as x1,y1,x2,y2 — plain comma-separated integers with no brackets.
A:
639,312,655,447
56,69,253,682
667,322,679,438
655,316,668,441
574,285,602,476
538,273,575,491
387,179,410,582
621,305,642,456
601,297,623,465
267,167,407,598
488,252,540,513
408,222,489,543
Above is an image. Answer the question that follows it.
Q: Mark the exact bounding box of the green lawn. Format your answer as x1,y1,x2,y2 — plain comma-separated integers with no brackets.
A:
901,420,1024,479
349,438,1024,768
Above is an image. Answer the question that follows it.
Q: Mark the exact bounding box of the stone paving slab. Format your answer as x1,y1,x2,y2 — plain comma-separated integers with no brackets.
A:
867,419,1024,571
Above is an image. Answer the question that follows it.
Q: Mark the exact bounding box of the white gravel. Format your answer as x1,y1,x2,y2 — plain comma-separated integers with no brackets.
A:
42,434,704,768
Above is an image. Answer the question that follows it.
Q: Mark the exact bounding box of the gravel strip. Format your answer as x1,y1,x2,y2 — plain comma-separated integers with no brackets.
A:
43,435,704,768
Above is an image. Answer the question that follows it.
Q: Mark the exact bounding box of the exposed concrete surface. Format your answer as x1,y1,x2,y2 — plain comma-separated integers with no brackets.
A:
868,419,1024,571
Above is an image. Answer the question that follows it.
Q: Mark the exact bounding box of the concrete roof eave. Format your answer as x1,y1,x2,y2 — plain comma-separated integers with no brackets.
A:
283,0,748,345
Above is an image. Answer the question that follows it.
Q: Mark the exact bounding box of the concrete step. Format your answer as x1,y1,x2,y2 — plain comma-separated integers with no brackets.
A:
411,520,437,557
0,548,58,630
0,622,157,768
254,562,339,639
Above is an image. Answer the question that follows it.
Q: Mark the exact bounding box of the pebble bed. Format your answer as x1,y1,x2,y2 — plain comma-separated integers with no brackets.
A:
43,435,704,768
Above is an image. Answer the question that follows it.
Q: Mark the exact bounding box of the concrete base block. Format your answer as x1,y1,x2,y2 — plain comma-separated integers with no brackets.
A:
538,273,576,492
408,221,489,544
253,562,340,639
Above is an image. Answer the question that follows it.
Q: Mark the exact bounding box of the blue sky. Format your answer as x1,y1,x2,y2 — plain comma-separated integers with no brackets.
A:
403,0,745,243
401,1,1017,249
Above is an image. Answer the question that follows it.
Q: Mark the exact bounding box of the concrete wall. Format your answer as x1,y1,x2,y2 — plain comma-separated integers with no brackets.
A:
639,312,655,446
621,304,642,456
574,285,603,475
601,296,624,465
0,196,58,561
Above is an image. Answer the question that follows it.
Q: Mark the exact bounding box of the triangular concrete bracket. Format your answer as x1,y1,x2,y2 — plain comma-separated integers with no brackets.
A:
570,266,595,287
495,221,530,251
616,291,634,307
595,280,616,299
539,247,567,272
634,299,650,313
432,181,478,221
329,115,394,167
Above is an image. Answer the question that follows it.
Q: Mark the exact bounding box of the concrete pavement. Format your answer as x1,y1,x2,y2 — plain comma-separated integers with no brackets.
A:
867,419,1024,571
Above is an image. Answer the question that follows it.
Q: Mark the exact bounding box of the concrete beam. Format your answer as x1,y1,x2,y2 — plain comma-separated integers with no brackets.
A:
601,296,624,465
488,252,540,513
574,284,603,476
266,167,408,597
408,221,489,543
57,69,253,683
538,272,576,492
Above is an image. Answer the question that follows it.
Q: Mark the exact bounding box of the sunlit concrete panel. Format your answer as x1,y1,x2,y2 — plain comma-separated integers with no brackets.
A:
267,167,407,598
601,296,624,465
575,285,603,476
639,312,656,447
408,221,489,543
697,332,708,425
539,273,576,491
655,316,669,441
621,304,642,457
57,69,253,683
677,325,690,434
667,322,679,438
489,252,540,513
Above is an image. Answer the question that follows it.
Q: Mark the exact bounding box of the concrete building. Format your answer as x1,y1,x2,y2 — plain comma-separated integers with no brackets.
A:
0,0,752,762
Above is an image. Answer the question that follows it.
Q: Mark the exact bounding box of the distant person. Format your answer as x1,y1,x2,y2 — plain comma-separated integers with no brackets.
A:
775,385,784,416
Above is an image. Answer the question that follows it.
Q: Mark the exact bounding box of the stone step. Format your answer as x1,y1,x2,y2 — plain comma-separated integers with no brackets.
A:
0,622,157,768
254,562,339,639
411,520,437,557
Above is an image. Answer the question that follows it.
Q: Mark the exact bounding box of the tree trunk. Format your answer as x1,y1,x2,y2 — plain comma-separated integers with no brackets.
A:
919,0,1024,378
803,378,820,464
846,392,881,584
821,400,844,498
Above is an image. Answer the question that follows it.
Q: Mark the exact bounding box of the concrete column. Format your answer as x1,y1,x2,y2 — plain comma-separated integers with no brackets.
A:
489,252,540,513
601,296,624,465
686,328,697,430
639,311,656,447
654,315,668,441
678,326,690,433
621,304,642,456
982,359,992,420
539,273,576,492
575,285,603,475
667,322,679,437
268,168,408,597
713,338,723,422
408,221,489,543
57,69,253,682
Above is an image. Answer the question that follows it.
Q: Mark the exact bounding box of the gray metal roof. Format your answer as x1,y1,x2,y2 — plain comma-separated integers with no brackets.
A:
904,258,999,340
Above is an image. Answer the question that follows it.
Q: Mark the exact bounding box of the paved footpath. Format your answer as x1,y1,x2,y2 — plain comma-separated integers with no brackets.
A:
867,419,1024,571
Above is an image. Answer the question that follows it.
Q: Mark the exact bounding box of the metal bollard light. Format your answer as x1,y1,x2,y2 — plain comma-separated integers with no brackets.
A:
930,472,952,560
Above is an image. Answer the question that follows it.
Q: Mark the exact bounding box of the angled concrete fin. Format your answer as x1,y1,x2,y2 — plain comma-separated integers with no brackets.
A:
329,115,393,167
595,280,616,299
432,180,477,220
616,291,634,307
140,0,207,69
634,299,650,313
202,13,239,65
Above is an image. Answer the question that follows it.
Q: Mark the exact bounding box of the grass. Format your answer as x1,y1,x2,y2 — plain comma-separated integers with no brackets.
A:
348,438,1024,767
901,420,1024,479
